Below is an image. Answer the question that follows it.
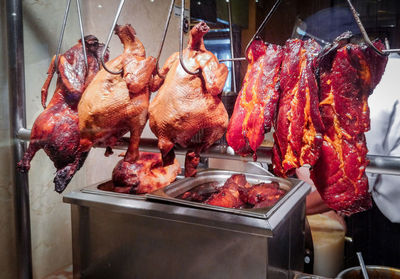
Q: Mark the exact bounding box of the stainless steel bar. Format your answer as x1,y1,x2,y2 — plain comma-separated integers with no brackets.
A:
76,0,88,69
16,129,400,176
220,57,246,62
55,0,72,71
101,0,125,75
227,0,237,93
155,0,175,78
179,0,199,75
5,0,33,278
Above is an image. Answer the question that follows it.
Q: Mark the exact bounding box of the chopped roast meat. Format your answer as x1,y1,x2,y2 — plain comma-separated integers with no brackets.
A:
149,21,229,177
226,39,283,157
79,24,156,163
272,39,324,177
311,32,388,215
17,35,107,193
179,182,219,202
247,182,285,207
112,152,180,194
205,181,246,208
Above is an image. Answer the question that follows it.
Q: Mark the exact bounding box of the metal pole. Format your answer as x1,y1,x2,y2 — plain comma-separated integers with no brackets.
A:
227,0,237,93
5,0,33,278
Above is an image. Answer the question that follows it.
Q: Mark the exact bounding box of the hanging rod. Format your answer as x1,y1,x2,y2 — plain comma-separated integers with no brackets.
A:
100,0,125,75
179,0,200,75
16,128,400,176
346,0,400,56
155,0,175,78
55,0,88,72
220,0,282,63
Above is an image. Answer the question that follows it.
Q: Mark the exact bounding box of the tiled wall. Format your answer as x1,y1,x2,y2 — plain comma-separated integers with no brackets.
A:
2,0,188,278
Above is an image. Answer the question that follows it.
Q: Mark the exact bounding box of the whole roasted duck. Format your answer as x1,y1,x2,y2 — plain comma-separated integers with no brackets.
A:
149,21,229,177
78,24,179,193
272,39,324,177
311,32,388,215
17,36,107,193
226,39,283,157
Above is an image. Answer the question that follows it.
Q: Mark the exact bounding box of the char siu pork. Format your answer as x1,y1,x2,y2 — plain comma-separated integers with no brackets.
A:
226,39,283,157
17,36,107,193
310,32,388,215
272,39,324,177
148,21,229,177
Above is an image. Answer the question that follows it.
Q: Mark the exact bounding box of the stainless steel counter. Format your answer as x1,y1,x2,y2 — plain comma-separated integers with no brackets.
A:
64,171,310,279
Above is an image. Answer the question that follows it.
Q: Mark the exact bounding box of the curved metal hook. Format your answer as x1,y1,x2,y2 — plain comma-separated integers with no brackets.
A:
55,0,72,72
244,0,282,54
155,0,175,78
179,0,200,75
76,0,88,69
346,0,389,57
101,0,125,75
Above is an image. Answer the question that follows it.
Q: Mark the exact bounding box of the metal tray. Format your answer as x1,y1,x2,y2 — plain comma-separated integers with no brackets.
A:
81,180,148,200
146,169,303,219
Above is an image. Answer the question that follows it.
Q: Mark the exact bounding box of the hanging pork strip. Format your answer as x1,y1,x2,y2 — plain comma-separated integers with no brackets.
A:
311,32,388,215
272,39,324,177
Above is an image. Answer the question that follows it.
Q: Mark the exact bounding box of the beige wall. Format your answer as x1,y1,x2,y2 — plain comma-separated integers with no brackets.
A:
1,0,188,278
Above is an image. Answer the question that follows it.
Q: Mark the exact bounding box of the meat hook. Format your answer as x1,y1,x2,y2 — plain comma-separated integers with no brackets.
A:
179,0,200,75
55,0,88,72
155,0,175,78
227,0,237,92
100,0,126,75
346,0,399,56
220,0,282,63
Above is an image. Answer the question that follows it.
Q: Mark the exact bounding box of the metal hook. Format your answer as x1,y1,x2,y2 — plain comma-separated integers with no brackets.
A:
346,0,388,57
220,0,281,63
55,0,72,71
227,0,237,93
245,0,281,53
179,0,200,75
101,0,126,75
155,0,175,78
76,0,88,69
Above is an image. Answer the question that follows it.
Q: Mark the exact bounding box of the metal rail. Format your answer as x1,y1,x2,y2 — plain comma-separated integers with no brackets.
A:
15,129,400,176
6,0,33,278
227,0,237,93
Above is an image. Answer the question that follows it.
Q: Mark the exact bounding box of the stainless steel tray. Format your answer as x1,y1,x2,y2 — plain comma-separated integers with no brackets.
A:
146,169,303,219
81,180,148,200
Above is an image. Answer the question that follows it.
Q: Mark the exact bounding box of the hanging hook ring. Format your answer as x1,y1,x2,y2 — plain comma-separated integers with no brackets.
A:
155,0,175,78
179,0,200,75
76,0,88,69
346,0,388,57
101,0,126,75
55,0,72,72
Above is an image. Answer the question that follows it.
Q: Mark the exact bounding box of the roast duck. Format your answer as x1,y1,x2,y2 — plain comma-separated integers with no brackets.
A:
227,32,387,215
17,36,108,193
149,21,229,177
78,24,180,194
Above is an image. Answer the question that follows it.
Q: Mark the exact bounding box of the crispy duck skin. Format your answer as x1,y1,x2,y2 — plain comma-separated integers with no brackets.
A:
247,182,285,207
148,21,229,177
111,152,180,194
311,33,388,215
17,36,107,193
226,39,283,156
272,39,324,177
79,24,156,163
205,174,250,208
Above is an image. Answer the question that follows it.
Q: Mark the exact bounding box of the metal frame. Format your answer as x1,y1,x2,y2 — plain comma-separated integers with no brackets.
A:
6,0,33,278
